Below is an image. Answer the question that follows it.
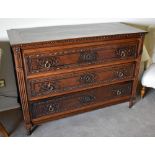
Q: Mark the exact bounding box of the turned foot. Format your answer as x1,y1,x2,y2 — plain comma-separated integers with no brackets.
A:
141,86,146,98
129,98,136,108
26,129,32,136
25,124,32,136
26,125,38,136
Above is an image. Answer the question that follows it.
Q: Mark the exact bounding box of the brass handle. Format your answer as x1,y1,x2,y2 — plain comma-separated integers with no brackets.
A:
47,83,54,91
41,83,55,91
83,75,92,82
116,90,122,95
48,105,55,112
44,60,51,68
118,71,124,78
120,51,126,57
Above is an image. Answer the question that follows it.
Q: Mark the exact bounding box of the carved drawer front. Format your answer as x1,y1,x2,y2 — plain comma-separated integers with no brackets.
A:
24,40,138,76
27,63,135,100
30,81,132,119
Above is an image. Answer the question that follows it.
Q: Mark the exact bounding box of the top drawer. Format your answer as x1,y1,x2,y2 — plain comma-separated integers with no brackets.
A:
23,39,139,76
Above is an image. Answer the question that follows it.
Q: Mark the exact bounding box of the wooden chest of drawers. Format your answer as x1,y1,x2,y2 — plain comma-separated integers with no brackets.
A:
7,23,146,135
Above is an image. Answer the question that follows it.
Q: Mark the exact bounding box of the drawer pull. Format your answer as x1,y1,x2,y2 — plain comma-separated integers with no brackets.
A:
120,51,126,57
117,71,124,78
44,60,51,68
41,83,55,91
116,90,122,95
48,105,55,112
42,57,59,69
47,83,55,91
116,46,136,58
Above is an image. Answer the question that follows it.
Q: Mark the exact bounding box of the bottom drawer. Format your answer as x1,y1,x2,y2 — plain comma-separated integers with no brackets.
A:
30,81,132,119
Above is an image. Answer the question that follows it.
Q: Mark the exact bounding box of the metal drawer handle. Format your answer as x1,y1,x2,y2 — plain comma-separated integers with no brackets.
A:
118,71,124,78
48,105,55,112
47,83,54,91
120,51,126,57
41,83,55,91
44,60,51,68
116,90,122,95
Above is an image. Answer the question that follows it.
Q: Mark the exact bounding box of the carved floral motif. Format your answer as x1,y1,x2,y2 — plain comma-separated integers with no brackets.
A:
30,82,132,119
115,46,137,58
28,64,134,99
25,44,137,75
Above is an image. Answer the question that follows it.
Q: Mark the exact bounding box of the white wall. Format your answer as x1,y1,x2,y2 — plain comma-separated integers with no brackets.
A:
1,18,155,41
0,18,155,97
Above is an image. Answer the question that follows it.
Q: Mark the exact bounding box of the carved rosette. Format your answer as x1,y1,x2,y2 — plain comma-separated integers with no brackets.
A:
79,95,96,104
113,69,129,80
31,101,60,118
79,51,98,63
30,82,132,119
31,93,97,119
79,73,96,84
112,85,131,96
27,55,59,73
115,45,137,58
38,56,59,69
30,80,59,97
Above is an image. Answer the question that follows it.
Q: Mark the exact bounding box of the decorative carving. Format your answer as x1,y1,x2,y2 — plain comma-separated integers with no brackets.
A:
79,95,96,104
12,46,32,132
79,73,96,84
117,71,124,78
30,82,132,119
9,25,146,134
112,85,131,96
30,80,59,97
38,56,59,68
40,82,55,91
48,103,59,112
13,33,145,50
28,64,134,99
25,44,138,75
115,46,137,58
27,55,59,73
113,69,130,80
79,51,97,63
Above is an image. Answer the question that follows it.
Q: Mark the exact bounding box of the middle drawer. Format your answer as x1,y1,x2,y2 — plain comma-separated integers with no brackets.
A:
27,62,135,101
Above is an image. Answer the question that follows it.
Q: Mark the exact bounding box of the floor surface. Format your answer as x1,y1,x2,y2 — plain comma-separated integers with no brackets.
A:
0,89,155,137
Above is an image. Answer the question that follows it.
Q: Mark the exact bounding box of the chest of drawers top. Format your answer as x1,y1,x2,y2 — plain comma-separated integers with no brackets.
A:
7,22,146,46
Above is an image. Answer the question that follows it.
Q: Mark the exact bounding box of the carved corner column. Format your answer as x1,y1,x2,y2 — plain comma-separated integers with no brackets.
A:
12,46,32,135
129,35,145,108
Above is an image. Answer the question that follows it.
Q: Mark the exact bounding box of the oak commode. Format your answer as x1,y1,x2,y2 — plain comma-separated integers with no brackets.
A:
7,23,146,134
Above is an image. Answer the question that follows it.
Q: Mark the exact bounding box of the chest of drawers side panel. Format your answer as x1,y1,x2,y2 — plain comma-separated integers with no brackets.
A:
129,35,145,107
11,46,32,132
